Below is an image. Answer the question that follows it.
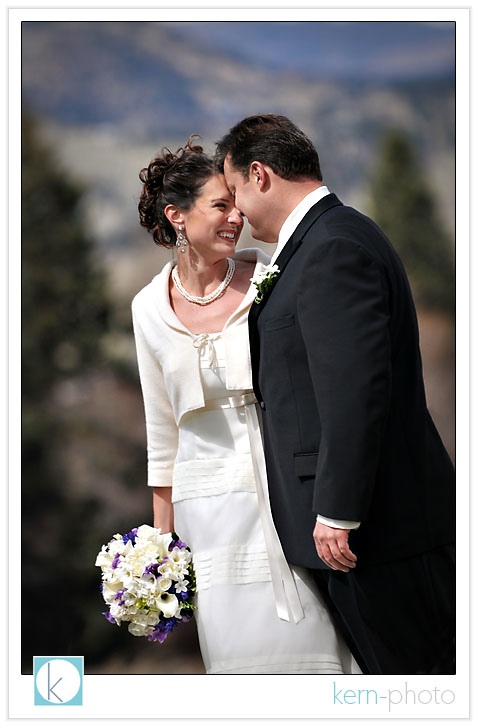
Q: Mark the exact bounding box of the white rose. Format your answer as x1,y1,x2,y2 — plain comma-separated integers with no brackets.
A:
128,613,152,637
102,579,124,602
156,577,173,593
95,547,114,568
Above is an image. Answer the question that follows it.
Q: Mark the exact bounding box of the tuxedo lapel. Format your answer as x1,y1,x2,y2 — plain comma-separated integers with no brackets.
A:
248,193,342,399
248,231,300,370
251,193,343,319
279,192,343,268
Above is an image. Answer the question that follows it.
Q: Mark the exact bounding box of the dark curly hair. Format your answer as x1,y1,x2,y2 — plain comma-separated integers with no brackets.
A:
138,135,215,247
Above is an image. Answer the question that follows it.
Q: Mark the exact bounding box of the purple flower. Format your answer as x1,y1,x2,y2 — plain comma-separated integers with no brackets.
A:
169,532,188,550
143,562,161,577
122,528,138,545
150,630,168,644
103,612,116,624
148,617,178,644
113,587,126,606
111,552,121,569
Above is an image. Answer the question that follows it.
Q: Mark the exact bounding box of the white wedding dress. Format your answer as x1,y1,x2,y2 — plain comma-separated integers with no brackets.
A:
172,335,360,674
132,250,361,674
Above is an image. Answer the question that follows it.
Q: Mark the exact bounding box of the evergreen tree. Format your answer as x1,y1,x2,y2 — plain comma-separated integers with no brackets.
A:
366,130,455,314
21,110,112,670
22,112,109,399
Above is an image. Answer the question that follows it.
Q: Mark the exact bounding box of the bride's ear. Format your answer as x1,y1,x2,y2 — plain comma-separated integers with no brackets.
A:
164,204,183,228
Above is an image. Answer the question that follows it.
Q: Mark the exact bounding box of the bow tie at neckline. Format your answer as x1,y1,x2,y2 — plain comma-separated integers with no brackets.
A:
193,333,219,367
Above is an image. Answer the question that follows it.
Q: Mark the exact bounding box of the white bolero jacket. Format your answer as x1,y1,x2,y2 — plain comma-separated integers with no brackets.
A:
131,247,271,487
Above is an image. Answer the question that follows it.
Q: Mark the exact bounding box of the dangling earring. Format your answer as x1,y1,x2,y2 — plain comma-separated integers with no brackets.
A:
175,225,188,254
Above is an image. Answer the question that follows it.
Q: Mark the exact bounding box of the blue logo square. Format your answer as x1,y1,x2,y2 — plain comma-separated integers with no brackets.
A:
33,656,83,706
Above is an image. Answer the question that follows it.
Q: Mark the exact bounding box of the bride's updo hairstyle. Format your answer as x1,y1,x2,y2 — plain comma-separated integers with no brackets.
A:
138,135,215,248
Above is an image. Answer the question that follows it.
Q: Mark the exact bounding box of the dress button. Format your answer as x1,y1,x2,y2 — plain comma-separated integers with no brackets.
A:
260,401,266,410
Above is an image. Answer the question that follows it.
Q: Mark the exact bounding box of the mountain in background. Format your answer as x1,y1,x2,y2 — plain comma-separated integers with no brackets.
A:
21,21,455,134
21,21,455,253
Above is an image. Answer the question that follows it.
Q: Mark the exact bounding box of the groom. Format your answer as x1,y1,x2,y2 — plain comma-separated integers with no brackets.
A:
215,114,456,675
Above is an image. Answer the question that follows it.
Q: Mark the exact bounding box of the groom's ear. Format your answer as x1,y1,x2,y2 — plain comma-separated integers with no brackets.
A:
249,161,267,189
249,161,271,192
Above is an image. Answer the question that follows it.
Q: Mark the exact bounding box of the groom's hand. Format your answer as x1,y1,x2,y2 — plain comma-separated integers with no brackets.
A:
313,522,357,572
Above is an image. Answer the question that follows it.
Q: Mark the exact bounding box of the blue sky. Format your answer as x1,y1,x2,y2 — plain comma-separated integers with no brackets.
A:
164,21,455,81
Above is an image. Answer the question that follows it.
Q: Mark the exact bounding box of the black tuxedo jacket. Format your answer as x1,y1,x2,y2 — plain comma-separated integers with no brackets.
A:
249,194,455,569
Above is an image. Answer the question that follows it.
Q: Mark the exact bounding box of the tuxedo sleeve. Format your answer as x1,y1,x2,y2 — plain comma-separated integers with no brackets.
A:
297,237,391,521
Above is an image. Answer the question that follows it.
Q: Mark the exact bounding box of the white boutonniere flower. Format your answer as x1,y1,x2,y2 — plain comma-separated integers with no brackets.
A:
250,263,280,304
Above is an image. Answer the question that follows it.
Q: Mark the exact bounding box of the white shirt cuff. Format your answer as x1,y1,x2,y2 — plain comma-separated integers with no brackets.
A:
316,514,361,530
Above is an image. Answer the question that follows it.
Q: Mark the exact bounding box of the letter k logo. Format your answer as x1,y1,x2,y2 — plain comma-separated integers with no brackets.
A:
34,657,83,706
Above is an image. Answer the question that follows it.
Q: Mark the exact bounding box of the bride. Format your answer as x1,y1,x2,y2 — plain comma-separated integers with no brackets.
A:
132,136,361,674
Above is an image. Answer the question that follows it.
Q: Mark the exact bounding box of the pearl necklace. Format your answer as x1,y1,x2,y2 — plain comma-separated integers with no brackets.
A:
172,258,236,305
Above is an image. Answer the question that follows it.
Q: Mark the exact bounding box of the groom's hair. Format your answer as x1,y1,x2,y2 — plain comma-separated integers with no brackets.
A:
215,114,323,182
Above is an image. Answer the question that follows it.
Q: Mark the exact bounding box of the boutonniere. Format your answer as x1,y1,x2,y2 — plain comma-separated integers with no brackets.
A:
250,263,280,304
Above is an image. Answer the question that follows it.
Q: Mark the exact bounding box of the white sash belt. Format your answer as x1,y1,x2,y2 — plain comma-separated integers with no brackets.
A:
203,392,304,624
202,392,257,410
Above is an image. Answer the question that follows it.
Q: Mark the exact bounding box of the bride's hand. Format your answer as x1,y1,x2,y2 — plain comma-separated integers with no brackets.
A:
313,522,357,572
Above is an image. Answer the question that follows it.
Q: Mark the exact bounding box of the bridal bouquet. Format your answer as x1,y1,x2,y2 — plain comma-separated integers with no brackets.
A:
95,524,196,643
